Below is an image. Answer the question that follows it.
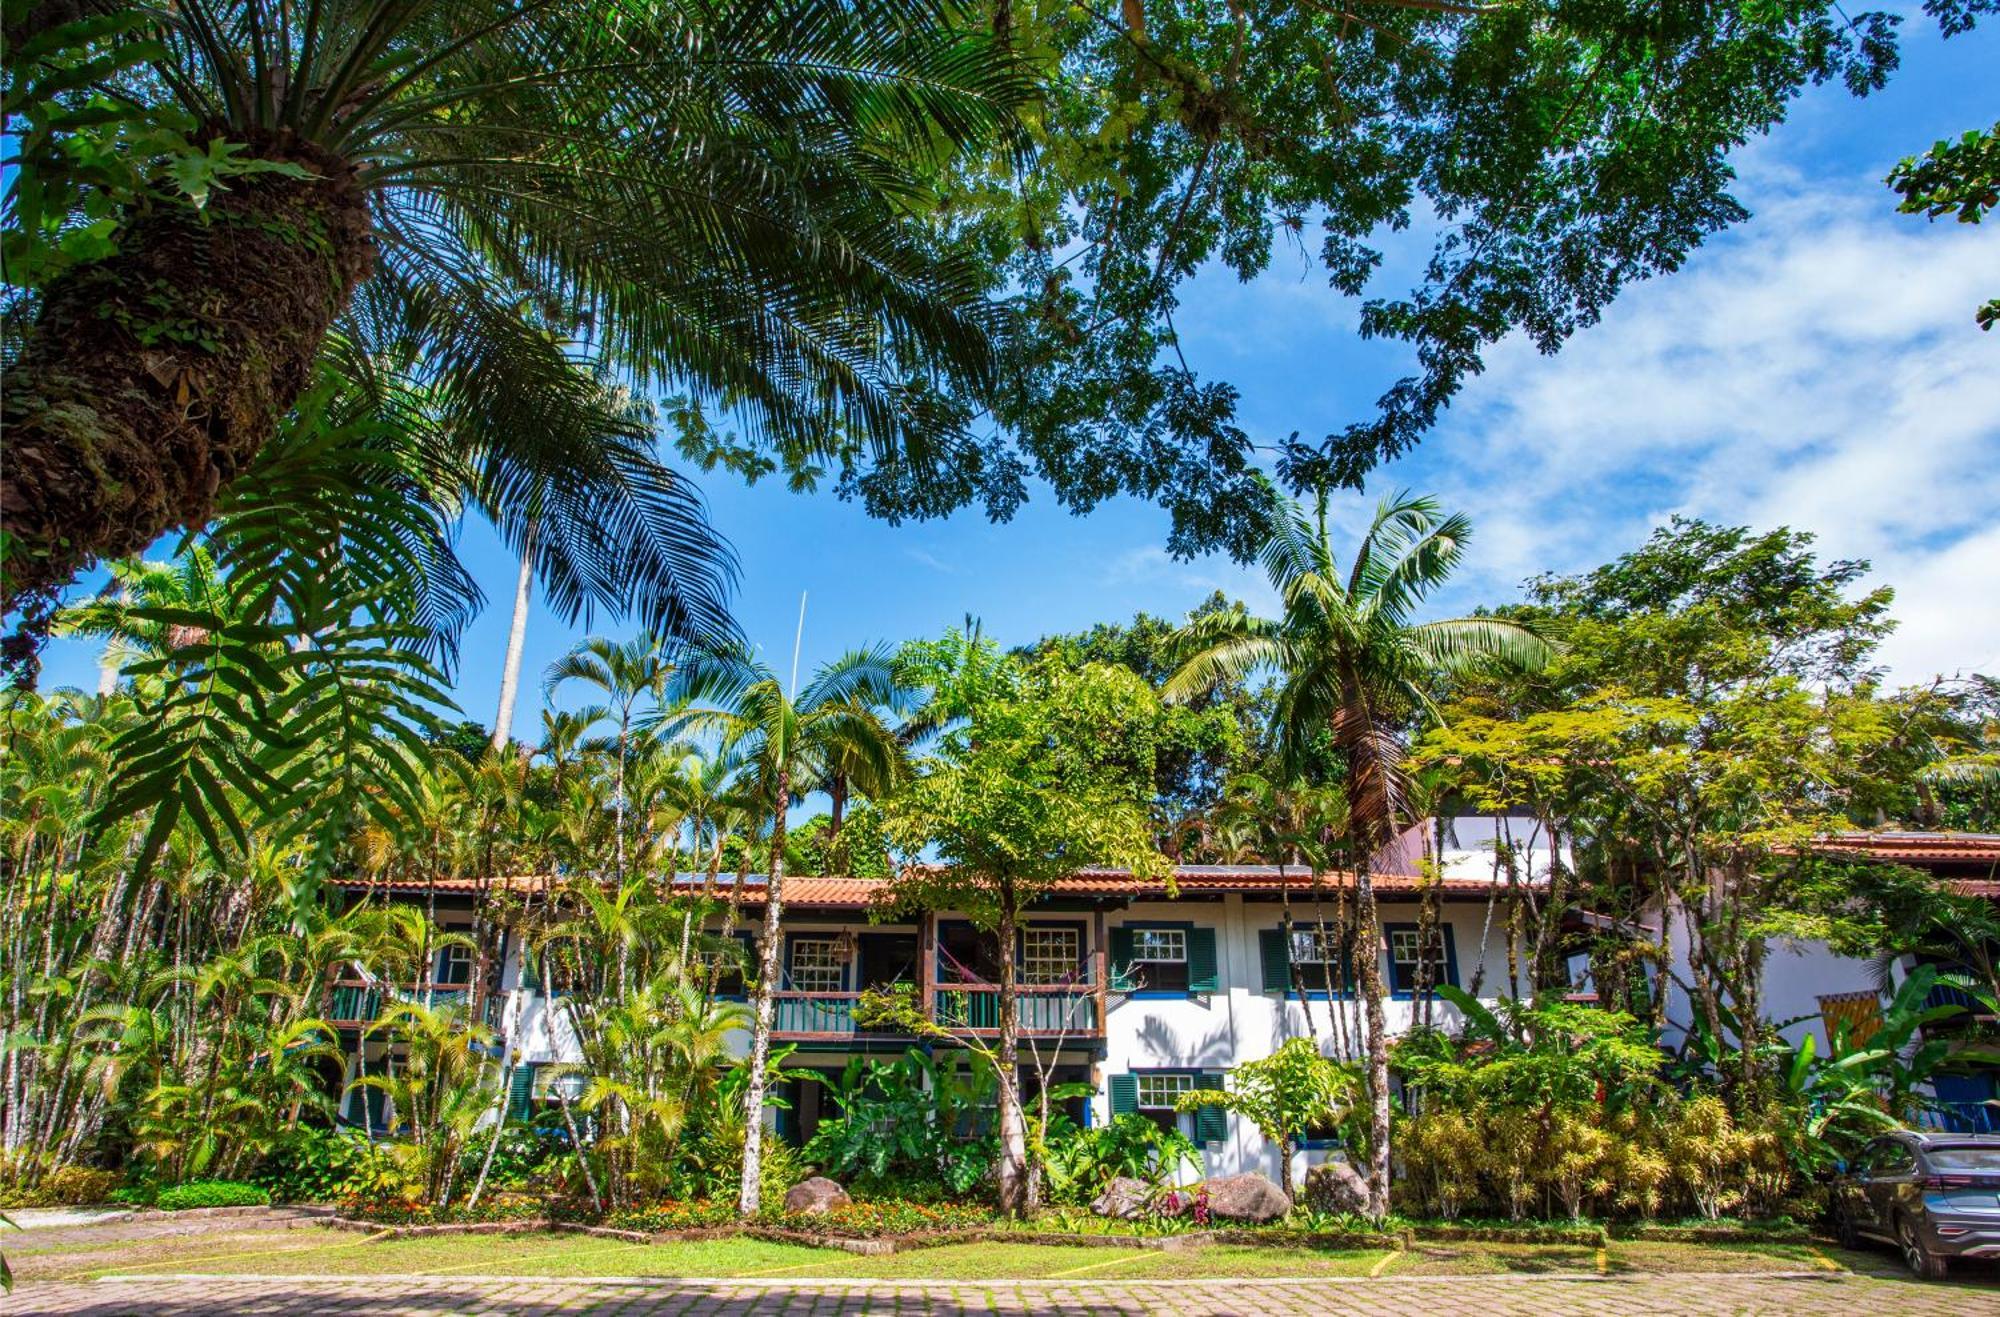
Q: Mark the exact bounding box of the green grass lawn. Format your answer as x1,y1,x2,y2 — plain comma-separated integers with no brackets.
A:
14,1222,1991,1287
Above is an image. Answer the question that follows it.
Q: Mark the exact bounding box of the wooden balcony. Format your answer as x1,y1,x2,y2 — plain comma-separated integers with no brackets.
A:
769,981,1103,1043
327,980,472,1025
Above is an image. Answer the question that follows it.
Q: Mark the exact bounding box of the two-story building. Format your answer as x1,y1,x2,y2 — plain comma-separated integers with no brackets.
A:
325,829,1547,1187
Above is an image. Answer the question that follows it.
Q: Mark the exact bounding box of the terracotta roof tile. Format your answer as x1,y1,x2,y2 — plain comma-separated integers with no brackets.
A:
1814,831,2000,867
335,866,1517,907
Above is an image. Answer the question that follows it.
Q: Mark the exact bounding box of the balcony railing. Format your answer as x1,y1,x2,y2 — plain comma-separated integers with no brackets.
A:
935,983,1098,1035
768,982,1101,1041
328,980,471,1024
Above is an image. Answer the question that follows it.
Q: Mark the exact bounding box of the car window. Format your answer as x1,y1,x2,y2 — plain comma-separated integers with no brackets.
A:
1878,1145,1919,1175
1859,1141,1901,1174
1925,1146,2000,1173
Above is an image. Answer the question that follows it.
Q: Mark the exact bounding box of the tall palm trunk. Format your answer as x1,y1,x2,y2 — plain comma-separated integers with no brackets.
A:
2,134,374,609
737,766,789,1217
1350,857,1393,1218
491,522,537,751
994,883,1029,1216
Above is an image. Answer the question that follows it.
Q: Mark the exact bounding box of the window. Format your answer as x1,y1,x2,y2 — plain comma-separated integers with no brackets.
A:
1926,1146,2000,1173
1385,923,1458,997
436,942,473,986
1137,1071,1194,1109
1023,927,1081,986
1283,926,1353,996
711,935,754,998
788,937,845,993
1129,927,1190,993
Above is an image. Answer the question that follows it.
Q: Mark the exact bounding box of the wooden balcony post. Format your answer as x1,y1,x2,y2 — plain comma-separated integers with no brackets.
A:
1092,906,1108,1032
920,909,936,1023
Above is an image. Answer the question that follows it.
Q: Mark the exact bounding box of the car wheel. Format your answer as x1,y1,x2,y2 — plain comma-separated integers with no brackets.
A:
1898,1214,1949,1281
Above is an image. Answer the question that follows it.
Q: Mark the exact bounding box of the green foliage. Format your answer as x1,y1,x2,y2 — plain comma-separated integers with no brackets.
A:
766,1200,994,1236
1041,1115,1199,1207
1395,992,1663,1111
1177,1039,1357,1193
255,1127,403,1205
884,643,1171,919
802,1050,998,1199
153,1179,270,1211
1888,119,1999,329
0,1165,121,1208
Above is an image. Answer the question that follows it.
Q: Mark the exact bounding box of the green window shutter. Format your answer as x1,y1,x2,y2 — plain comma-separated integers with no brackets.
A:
1109,1072,1138,1116
1187,927,1219,993
507,1063,537,1121
1109,926,1137,991
1195,1074,1228,1143
519,945,540,991
1258,929,1291,994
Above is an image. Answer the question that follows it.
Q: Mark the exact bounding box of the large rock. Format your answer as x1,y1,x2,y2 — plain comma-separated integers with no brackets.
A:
782,1176,850,1215
1090,1175,1153,1219
1303,1160,1369,1216
1204,1171,1291,1223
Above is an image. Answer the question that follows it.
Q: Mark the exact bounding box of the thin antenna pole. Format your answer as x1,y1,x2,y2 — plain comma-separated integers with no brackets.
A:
789,591,807,700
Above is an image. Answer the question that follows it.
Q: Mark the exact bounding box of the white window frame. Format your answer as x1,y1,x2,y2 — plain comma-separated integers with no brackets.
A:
1130,927,1187,965
1289,927,1346,967
1389,928,1433,975
1023,927,1081,986
1135,1071,1195,1110
788,937,845,993
437,941,473,985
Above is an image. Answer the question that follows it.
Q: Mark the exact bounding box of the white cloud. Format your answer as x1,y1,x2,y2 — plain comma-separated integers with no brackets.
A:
1403,170,2000,681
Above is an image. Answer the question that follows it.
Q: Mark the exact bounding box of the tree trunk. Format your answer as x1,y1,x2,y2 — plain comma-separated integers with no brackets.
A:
1352,859,1393,1220
1,130,374,610
737,767,789,1218
994,890,1029,1216
490,521,537,751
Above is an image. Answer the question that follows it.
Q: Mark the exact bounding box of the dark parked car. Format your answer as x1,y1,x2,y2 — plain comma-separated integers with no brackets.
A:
1831,1130,2000,1279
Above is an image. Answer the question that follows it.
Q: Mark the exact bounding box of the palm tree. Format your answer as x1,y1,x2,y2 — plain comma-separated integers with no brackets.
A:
2,1,1028,612
545,635,679,885
658,643,906,1216
1165,490,1552,1218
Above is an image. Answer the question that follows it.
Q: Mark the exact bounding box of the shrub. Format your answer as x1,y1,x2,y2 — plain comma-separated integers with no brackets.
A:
766,1199,994,1236
339,1196,543,1226
1395,1110,1482,1221
1663,1095,1747,1221
1042,1114,1196,1207
456,1121,567,1192
0,1165,123,1208
256,1127,402,1204
155,1180,271,1211
602,1199,737,1232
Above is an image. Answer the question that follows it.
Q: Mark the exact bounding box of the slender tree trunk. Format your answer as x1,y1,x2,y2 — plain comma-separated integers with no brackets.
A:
1352,857,1392,1220
1,133,374,609
737,767,789,1218
490,521,537,751
994,888,1028,1216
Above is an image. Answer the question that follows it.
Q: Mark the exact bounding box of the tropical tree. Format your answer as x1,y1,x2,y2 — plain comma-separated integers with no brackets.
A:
882,642,1167,1215
1165,489,1552,1217
545,635,680,884
1,0,1030,619
1177,1038,1357,1199
658,643,907,1216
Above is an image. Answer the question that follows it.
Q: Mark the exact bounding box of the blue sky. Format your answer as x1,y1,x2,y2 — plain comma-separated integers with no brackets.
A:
37,17,2000,732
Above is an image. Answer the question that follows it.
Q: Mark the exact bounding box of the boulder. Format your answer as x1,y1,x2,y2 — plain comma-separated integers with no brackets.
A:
782,1176,850,1215
1203,1171,1291,1223
1303,1160,1369,1216
1090,1175,1153,1219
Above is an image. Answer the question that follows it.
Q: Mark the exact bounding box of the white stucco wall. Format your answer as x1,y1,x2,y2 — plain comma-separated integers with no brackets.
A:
1097,894,1519,1183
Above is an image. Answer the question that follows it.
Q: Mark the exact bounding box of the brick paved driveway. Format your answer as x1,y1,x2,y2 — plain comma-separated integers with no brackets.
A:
11,1271,1996,1315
